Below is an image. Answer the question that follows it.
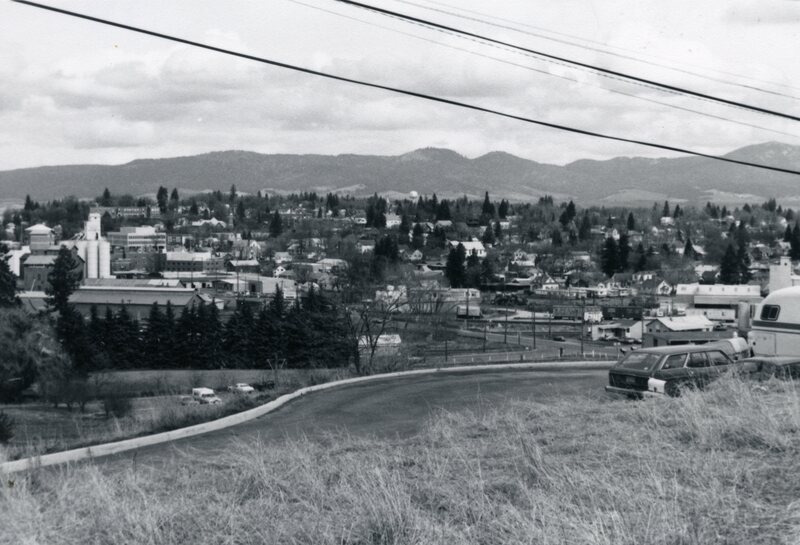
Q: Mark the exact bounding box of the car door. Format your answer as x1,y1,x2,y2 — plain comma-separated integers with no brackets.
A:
654,353,688,383
705,349,733,381
686,351,711,387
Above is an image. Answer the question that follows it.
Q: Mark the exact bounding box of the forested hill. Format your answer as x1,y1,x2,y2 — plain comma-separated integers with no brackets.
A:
2,142,799,205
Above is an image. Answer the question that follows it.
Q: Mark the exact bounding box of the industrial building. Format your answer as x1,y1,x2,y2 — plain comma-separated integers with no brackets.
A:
107,226,167,252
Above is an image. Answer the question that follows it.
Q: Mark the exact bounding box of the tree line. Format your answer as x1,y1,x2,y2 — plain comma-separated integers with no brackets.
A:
58,287,355,373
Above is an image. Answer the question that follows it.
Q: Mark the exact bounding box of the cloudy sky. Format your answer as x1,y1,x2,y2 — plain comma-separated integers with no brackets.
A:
2,0,800,170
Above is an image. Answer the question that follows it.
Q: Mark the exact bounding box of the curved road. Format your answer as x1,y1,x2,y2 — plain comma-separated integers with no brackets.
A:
107,366,609,468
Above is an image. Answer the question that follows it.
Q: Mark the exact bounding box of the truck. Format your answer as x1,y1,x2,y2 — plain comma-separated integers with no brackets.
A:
749,286,800,356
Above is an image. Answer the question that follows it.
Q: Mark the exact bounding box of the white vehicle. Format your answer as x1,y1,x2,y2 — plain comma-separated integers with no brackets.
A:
191,387,223,404
228,383,255,395
749,286,800,356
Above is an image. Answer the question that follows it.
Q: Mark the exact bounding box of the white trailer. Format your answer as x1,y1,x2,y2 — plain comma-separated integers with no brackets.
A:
749,286,800,356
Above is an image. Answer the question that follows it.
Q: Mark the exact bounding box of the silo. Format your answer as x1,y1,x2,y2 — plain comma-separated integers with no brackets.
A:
87,240,99,279
99,239,111,278
75,240,88,278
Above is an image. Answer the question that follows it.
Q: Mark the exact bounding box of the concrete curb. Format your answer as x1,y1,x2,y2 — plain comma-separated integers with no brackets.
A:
1,360,611,474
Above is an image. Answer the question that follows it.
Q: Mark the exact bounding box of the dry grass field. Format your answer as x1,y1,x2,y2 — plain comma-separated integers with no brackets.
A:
3,375,799,544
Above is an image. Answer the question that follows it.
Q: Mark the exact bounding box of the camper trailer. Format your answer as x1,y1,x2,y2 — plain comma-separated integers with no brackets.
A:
749,286,800,356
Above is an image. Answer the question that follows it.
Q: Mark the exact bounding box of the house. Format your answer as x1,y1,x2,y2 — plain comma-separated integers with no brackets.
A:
273,252,293,264
357,239,376,254
640,278,673,296
385,214,402,228
448,239,486,258
407,249,424,262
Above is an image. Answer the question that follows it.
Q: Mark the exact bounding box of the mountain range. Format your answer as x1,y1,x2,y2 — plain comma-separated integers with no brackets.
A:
2,141,799,206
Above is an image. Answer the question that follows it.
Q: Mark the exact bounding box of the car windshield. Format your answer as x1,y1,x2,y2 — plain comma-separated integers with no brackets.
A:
617,352,661,371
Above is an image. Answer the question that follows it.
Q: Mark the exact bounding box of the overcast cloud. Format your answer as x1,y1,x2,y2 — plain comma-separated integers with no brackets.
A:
1,0,799,170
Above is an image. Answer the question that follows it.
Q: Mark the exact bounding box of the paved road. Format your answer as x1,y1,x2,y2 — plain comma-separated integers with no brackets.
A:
107,367,609,468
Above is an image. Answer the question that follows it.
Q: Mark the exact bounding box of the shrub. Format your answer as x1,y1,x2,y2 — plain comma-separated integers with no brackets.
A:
103,395,134,419
0,412,13,444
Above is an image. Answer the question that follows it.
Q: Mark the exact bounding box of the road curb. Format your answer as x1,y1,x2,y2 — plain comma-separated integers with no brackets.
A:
1,360,611,474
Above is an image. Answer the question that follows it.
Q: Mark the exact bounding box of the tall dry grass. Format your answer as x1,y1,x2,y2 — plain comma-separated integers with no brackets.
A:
3,375,800,544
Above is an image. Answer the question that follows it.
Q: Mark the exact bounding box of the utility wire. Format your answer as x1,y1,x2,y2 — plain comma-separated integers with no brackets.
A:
12,0,800,177
287,0,800,140
334,0,800,123
396,0,800,99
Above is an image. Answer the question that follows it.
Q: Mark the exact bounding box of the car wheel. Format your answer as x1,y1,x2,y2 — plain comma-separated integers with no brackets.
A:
665,381,682,397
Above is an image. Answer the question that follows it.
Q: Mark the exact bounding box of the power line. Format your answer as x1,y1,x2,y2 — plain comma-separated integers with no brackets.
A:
334,0,800,123
12,0,800,177
396,0,800,99
286,0,800,140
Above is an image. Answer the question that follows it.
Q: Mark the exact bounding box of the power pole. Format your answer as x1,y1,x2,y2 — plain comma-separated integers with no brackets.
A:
532,303,536,350
504,302,508,344
580,297,585,355
483,324,487,352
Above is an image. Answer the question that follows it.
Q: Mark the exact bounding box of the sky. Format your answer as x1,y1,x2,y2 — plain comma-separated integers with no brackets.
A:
2,0,800,170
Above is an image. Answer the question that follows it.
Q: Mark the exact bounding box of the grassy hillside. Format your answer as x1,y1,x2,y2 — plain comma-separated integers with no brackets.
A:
3,376,799,544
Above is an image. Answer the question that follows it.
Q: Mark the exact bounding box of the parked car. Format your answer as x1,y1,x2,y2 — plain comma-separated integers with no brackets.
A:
179,395,200,406
553,335,566,342
605,344,737,398
228,383,255,395
738,356,800,380
192,387,223,404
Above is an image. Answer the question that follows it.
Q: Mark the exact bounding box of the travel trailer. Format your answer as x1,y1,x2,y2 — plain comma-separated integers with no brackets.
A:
749,286,800,356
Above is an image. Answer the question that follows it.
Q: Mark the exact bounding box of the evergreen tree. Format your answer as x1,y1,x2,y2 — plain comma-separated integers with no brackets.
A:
551,229,563,247
46,246,82,313
791,223,800,260
784,224,793,242
435,200,451,221
465,250,482,288
662,200,670,217
0,259,19,308
411,223,425,249
445,244,467,288
737,243,753,284
399,214,411,238
719,244,740,284
100,187,113,206
618,233,630,272
156,186,169,212
498,200,509,219
626,212,636,231
144,302,166,368
493,220,503,241
169,188,180,209
481,192,494,217
683,237,695,260
269,210,283,237
600,236,619,277
578,213,592,241
481,224,495,245
480,257,495,284
229,184,238,203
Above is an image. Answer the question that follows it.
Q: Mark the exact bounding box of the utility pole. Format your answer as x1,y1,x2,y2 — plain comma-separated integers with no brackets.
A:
483,324,487,353
532,302,536,350
504,301,508,344
580,297,585,355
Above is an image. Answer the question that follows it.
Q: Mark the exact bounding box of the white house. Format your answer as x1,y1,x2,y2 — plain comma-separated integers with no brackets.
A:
448,239,486,258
